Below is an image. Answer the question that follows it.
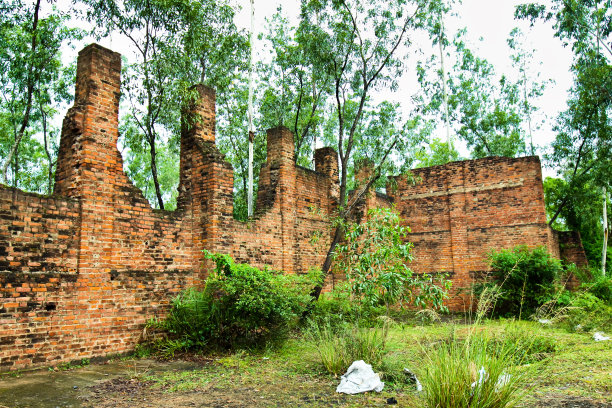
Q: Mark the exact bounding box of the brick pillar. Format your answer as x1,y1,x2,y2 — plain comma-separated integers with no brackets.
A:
267,127,297,272
448,162,471,301
54,44,122,198
179,84,234,274
50,44,125,347
315,147,339,215
52,43,124,277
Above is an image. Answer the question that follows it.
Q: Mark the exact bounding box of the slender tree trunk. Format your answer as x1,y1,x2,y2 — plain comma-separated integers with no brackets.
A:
148,134,164,210
247,0,255,218
603,186,608,276
40,100,54,194
1,0,41,183
438,14,452,159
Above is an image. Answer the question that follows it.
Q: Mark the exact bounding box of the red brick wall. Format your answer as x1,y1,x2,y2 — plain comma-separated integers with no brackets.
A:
387,157,587,310
0,43,587,371
0,44,338,371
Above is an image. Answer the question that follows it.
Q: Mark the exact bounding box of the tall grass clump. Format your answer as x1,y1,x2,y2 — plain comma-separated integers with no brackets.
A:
307,317,389,376
156,251,317,351
420,332,531,408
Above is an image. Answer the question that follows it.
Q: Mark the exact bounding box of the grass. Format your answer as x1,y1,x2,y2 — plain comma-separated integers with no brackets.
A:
122,319,612,407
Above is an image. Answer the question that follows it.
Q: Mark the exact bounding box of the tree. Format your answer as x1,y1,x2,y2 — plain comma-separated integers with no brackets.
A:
516,1,611,268
0,0,81,190
293,0,445,298
259,7,331,167
82,0,248,210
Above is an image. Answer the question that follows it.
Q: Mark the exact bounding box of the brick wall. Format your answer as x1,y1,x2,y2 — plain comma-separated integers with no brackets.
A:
0,43,587,371
0,44,340,371
387,157,587,310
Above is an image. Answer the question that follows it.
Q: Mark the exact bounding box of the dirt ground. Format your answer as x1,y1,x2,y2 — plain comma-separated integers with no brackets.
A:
0,357,609,408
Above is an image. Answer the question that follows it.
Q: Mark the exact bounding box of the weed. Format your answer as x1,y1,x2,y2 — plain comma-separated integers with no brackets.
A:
307,318,388,376
419,332,532,408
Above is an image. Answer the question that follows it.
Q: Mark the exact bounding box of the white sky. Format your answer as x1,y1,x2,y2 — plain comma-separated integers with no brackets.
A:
57,0,574,175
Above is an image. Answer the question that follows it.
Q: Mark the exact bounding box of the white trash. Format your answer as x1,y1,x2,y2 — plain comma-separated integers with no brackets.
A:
471,366,489,389
538,319,552,325
403,368,423,392
593,332,610,341
336,360,384,394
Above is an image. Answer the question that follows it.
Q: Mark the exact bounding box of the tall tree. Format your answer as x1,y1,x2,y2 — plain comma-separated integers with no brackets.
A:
295,0,444,297
516,1,612,246
0,0,81,190
83,0,248,210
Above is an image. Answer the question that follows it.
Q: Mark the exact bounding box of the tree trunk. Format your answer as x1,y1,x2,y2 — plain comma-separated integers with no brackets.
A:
1,0,41,183
148,136,164,210
603,186,608,276
247,0,255,218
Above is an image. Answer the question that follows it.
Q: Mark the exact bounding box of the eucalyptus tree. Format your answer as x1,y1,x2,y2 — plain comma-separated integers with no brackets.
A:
516,1,612,271
293,0,446,296
259,8,331,167
0,0,81,191
82,0,248,210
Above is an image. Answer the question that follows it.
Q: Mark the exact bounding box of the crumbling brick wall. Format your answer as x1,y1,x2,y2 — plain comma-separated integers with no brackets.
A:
387,157,587,310
0,44,338,371
0,43,586,371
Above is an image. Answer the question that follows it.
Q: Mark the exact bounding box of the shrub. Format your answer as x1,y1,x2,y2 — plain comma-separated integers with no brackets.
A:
333,207,451,313
159,251,317,350
583,274,612,305
563,292,612,332
483,245,564,318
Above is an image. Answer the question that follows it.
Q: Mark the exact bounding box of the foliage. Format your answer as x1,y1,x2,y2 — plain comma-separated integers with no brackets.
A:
516,1,612,238
544,176,611,268
158,251,316,350
419,331,531,408
416,26,548,160
584,274,612,305
0,0,81,191
481,245,564,318
564,292,612,332
82,0,248,210
332,207,450,312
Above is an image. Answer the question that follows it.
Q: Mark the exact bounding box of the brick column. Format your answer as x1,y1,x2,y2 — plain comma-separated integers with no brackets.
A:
266,127,297,272
314,147,339,215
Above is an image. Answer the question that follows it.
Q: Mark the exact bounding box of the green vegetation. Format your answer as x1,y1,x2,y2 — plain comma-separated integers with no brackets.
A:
125,320,611,407
333,207,450,314
152,251,317,353
478,245,564,318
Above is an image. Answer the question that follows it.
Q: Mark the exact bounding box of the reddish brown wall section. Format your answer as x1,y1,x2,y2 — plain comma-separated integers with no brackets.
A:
387,157,587,310
0,44,587,371
0,44,338,371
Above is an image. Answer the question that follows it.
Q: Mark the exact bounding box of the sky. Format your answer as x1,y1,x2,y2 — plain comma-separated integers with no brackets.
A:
59,0,575,175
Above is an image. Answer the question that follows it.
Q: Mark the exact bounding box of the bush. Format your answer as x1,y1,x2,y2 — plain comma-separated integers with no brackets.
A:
563,292,612,332
583,274,612,305
483,245,564,318
333,207,450,313
159,252,317,350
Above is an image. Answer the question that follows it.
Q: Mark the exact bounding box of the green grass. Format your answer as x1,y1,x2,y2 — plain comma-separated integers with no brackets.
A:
133,320,611,407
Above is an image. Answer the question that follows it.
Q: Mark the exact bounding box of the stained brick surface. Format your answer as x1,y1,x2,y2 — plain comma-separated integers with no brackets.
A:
0,44,587,371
